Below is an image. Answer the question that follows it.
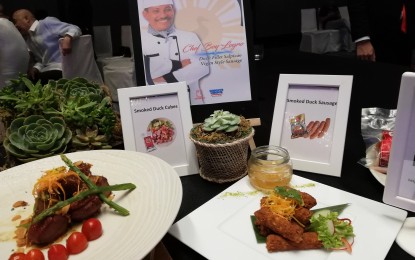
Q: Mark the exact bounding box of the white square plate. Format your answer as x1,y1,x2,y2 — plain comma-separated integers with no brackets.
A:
169,175,407,260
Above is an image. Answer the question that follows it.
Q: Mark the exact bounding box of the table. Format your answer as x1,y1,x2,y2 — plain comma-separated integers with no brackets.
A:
162,48,414,259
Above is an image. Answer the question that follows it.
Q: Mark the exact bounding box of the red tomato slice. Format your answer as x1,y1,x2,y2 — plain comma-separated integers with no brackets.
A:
47,244,68,260
82,218,103,241
66,231,88,254
25,249,45,260
8,252,26,260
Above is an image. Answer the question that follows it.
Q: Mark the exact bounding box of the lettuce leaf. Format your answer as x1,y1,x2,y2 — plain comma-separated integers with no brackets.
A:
308,211,354,249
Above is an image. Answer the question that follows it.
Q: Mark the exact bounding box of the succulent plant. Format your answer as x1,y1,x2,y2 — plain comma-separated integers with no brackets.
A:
191,110,252,144
0,76,59,118
72,126,112,150
202,110,241,132
3,115,72,162
44,78,115,137
0,76,120,168
60,77,104,102
0,74,30,115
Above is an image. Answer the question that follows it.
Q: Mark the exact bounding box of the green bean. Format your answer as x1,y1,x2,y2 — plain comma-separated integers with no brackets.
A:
31,183,136,225
60,154,135,216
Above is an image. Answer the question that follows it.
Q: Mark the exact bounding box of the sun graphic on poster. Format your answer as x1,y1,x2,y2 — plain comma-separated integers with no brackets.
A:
173,0,246,69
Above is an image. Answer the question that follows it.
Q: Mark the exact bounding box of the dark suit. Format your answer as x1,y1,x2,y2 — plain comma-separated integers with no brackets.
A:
348,0,414,66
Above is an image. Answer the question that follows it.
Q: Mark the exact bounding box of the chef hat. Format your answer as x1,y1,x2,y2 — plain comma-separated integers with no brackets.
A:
143,0,174,9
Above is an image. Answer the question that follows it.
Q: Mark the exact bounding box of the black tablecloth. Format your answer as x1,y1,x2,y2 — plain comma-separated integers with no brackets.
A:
162,49,414,259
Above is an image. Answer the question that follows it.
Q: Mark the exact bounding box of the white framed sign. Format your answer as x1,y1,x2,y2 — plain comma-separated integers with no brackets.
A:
269,74,353,177
383,72,415,257
117,82,198,176
383,72,415,211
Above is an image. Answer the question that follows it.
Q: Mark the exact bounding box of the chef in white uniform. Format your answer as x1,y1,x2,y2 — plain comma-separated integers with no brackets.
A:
141,0,210,105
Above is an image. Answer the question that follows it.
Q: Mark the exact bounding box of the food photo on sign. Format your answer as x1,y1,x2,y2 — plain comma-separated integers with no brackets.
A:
136,0,252,105
279,85,339,165
129,93,188,168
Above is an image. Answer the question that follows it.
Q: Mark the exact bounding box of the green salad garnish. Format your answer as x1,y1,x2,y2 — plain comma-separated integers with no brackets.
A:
308,210,354,249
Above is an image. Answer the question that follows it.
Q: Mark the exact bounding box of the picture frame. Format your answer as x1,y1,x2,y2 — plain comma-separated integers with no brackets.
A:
117,81,198,176
128,0,255,106
382,72,415,258
269,74,353,177
383,72,415,212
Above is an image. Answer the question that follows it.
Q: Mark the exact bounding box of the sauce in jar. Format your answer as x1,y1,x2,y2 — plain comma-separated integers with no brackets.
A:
248,145,293,192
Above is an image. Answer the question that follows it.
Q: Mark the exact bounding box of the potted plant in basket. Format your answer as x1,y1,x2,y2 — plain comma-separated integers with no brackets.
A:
190,110,254,183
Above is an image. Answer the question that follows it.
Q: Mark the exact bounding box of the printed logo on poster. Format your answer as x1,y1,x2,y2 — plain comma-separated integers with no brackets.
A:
209,89,224,97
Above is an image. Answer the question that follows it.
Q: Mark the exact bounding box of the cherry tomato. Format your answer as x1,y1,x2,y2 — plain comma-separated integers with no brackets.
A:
66,231,88,254
82,218,103,241
25,249,45,260
47,244,68,260
8,252,25,260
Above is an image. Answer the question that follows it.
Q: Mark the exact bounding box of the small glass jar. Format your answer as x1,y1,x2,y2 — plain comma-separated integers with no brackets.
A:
248,145,293,192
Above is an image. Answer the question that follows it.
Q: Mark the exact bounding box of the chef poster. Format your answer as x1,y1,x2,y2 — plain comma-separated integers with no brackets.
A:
129,93,187,167
137,0,252,105
280,85,339,164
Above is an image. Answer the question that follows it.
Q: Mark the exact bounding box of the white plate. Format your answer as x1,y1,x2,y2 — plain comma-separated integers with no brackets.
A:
396,217,415,257
0,150,182,259
169,175,407,260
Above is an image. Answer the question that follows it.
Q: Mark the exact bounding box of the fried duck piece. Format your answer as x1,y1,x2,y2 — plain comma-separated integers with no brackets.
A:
256,221,273,237
293,206,313,226
254,204,311,235
266,232,323,252
292,191,316,226
300,191,317,209
254,207,304,243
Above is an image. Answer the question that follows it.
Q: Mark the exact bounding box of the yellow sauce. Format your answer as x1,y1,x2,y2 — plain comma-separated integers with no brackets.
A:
248,145,293,192
248,162,293,192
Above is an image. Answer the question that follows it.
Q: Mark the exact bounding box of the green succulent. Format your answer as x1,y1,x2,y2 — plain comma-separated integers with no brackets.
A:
0,74,29,98
202,110,241,132
190,110,252,144
0,76,119,167
3,115,72,162
72,125,112,150
0,77,59,117
63,77,103,100
44,78,115,137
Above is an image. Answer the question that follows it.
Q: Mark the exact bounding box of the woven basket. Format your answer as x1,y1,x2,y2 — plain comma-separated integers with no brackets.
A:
190,129,255,183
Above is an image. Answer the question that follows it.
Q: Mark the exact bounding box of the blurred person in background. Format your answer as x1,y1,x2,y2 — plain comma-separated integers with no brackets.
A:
12,9,82,84
348,0,414,70
0,17,30,88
